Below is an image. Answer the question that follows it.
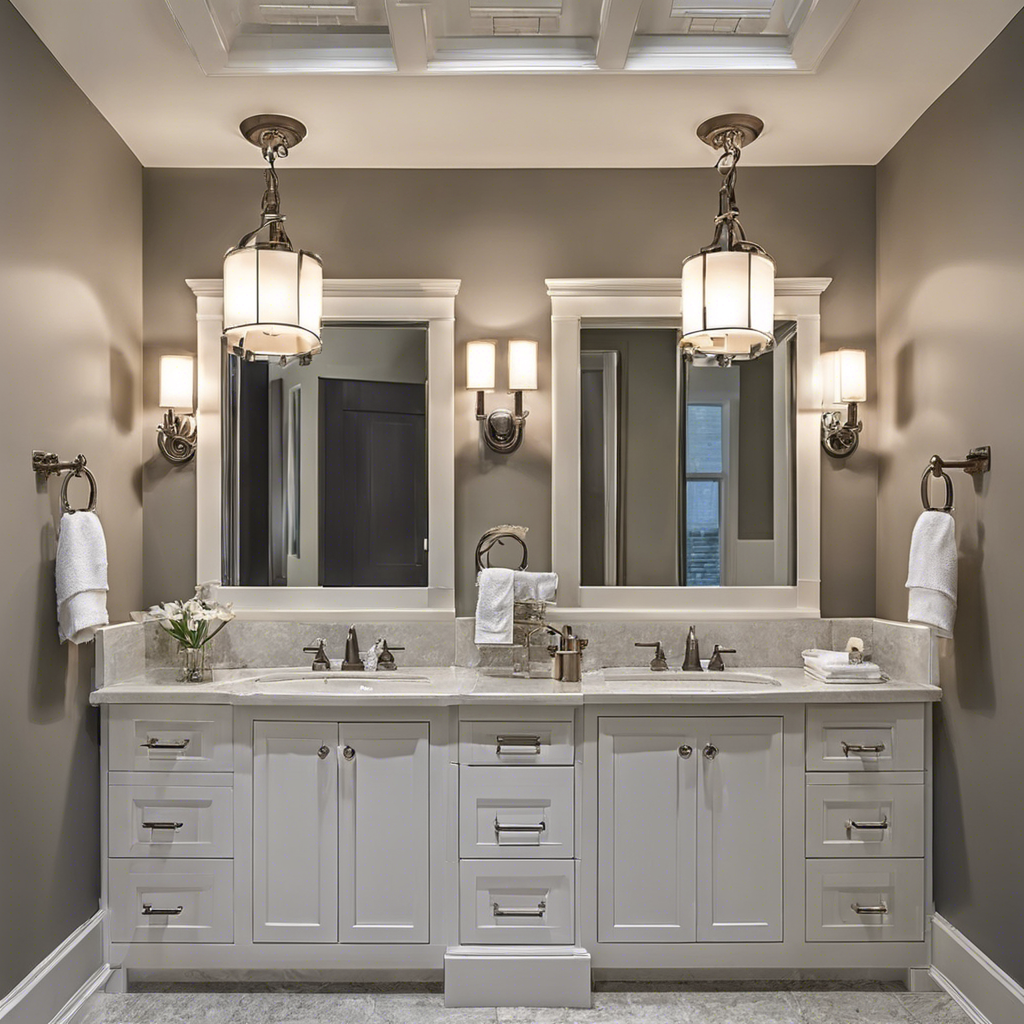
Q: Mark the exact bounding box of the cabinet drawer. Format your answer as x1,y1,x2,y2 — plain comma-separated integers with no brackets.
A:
108,859,233,943
109,780,233,858
460,860,574,945
806,705,924,772
109,705,233,773
460,720,574,766
460,766,574,859
806,859,924,942
806,783,924,858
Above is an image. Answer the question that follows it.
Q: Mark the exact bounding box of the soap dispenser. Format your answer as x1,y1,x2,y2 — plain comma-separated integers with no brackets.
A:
342,626,364,671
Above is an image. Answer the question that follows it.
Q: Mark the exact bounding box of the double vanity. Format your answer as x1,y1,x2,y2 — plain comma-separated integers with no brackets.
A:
91,617,939,1007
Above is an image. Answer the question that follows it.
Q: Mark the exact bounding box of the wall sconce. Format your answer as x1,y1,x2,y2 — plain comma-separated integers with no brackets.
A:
157,354,197,464
467,338,537,454
821,349,866,458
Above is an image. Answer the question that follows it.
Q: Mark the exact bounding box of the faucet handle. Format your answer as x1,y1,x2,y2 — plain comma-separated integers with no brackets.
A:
376,639,405,671
707,644,737,671
303,637,328,654
635,642,669,671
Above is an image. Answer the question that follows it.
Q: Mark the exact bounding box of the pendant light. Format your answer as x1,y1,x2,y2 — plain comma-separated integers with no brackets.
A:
681,113,775,362
223,115,323,363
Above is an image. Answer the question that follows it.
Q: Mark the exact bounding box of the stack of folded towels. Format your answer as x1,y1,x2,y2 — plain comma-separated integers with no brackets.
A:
801,649,884,684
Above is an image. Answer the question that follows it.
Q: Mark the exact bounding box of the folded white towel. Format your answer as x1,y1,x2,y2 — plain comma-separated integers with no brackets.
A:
475,568,515,645
802,650,883,683
55,511,109,644
805,666,884,685
513,571,558,603
905,510,957,638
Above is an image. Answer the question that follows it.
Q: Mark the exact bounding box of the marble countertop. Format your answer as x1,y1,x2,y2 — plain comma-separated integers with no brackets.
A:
89,665,940,706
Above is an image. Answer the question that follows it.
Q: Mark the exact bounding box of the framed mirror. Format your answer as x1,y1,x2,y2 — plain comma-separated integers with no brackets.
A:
549,277,829,617
191,279,459,617
579,322,796,589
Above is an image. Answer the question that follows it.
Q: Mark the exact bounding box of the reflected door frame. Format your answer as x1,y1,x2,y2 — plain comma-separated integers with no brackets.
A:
548,277,829,620
190,278,458,619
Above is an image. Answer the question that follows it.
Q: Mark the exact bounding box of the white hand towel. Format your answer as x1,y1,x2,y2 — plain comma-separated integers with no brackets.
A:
801,650,883,683
55,511,109,644
905,510,957,638
475,568,515,645
513,571,558,603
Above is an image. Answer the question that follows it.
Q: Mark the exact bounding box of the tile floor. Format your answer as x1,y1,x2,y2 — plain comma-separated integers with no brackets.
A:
78,982,971,1024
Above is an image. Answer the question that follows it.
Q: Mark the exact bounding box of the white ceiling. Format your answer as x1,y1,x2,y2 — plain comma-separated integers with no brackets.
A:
11,0,1021,167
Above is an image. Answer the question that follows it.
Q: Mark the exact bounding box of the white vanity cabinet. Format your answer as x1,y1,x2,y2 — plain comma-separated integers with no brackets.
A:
253,719,430,945
597,716,783,944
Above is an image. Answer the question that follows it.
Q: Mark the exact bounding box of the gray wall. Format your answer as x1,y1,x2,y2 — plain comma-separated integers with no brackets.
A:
0,0,142,997
876,9,1024,985
142,165,876,615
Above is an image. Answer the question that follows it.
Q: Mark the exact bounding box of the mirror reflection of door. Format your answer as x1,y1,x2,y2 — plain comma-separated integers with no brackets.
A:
228,323,428,588
579,322,795,588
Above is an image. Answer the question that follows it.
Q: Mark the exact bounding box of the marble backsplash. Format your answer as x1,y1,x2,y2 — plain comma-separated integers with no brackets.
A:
143,618,456,670
96,614,934,688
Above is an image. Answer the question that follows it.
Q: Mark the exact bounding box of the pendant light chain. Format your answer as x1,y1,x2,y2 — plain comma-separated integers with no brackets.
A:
703,128,766,257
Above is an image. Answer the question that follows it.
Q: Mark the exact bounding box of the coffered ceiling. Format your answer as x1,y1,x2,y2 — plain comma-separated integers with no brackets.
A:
11,0,1021,166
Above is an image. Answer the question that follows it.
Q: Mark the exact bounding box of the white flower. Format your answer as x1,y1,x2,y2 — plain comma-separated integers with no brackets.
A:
213,604,235,622
194,581,220,603
148,601,182,621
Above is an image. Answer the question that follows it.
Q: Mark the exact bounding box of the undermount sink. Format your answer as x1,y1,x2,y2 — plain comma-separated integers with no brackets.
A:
253,669,432,691
599,668,781,689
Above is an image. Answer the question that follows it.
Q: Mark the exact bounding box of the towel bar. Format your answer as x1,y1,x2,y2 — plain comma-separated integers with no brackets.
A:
921,446,990,512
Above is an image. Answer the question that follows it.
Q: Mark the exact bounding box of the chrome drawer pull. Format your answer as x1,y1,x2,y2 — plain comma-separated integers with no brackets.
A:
841,741,885,756
846,816,889,831
851,902,888,915
495,735,541,756
494,818,547,834
142,903,184,916
143,821,184,830
141,738,190,750
492,900,547,918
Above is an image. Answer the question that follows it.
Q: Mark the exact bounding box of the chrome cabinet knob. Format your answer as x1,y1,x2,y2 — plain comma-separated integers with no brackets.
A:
317,745,330,759
703,743,719,760
678,744,693,759
343,745,356,761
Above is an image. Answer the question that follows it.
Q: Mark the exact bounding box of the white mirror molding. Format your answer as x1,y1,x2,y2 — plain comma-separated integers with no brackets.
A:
548,277,831,620
189,278,460,620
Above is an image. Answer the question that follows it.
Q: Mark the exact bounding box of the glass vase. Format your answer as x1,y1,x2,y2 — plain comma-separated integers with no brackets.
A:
178,645,211,683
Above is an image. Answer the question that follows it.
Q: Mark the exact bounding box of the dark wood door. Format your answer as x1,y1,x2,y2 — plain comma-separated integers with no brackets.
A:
319,379,427,587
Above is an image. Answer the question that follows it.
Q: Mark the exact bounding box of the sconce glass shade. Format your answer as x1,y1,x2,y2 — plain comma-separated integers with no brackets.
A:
158,354,195,410
507,339,538,391
223,246,323,359
466,340,497,391
821,348,867,406
681,250,776,356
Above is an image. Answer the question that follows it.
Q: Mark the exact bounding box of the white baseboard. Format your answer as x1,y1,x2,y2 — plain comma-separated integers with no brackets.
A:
0,910,107,1024
931,913,1024,1024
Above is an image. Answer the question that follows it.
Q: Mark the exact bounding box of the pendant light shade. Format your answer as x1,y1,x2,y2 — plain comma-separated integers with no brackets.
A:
223,115,323,362
223,246,323,358
681,249,775,355
681,114,775,361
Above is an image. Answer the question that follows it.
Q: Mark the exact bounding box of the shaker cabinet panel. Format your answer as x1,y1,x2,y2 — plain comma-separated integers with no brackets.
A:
253,721,339,943
339,722,430,943
696,717,783,942
597,718,697,943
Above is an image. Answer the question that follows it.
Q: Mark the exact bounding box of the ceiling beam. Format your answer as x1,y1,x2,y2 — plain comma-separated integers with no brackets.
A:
384,0,432,73
595,0,644,70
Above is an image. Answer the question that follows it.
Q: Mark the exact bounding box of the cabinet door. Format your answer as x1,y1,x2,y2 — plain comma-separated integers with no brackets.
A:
253,721,338,943
339,722,430,942
597,718,697,942
696,717,783,941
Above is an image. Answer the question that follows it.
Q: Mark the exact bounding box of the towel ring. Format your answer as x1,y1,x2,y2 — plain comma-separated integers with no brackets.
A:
475,528,529,573
60,465,97,514
920,464,954,513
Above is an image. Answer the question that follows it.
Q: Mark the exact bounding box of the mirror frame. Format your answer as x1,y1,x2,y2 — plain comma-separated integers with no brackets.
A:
189,278,459,619
548,276,830,619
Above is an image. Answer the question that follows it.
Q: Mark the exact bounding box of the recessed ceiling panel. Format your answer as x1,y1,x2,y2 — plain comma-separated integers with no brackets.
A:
165,0,859,73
